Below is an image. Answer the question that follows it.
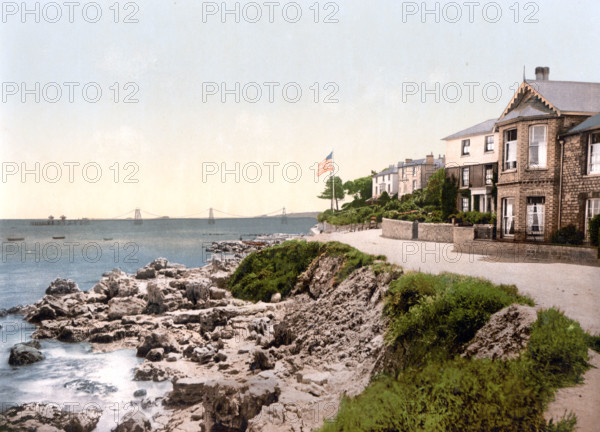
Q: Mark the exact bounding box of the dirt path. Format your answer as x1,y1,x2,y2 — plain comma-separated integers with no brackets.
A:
312,229,600,431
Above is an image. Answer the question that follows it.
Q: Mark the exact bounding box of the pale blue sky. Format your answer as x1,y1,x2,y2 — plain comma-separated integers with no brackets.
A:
1,0,599,218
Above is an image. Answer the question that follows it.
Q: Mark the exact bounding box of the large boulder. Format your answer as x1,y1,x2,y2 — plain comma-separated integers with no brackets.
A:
0,403,101,431
45,278,79,295
136,330,179,357
462,304,538,360
107,297,146,320
184,278,211,305
8,342,44,365
136,267,156,280
112,411,152,432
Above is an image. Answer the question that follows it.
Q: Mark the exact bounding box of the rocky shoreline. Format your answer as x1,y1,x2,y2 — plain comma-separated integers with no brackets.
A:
1,238,390,431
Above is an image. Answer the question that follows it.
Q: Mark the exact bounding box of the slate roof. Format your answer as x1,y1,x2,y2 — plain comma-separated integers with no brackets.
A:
527,80,600,114
566,112,600,134
442,119,497,140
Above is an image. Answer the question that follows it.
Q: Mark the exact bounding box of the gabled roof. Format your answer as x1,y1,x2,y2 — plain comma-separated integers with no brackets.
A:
566,112,600,135
442,118,497,140
500,80,600,122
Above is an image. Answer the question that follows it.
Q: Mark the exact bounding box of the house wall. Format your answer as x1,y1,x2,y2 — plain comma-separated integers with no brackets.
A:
445,132,498,167
372,172,398,197
560,132,600,237
495,115,588,241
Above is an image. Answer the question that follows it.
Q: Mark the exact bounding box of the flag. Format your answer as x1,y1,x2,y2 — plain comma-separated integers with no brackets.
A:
317,152,333,176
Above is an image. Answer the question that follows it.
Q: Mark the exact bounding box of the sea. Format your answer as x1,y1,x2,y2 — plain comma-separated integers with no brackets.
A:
0,217,316,429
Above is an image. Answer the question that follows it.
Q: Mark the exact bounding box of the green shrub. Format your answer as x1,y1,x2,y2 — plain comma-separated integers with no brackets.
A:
550,225,584,245
384,273,532,366
545,413,577,432
227,241,382,302
589,214,600,247
319,358,545,432
585,332,600,353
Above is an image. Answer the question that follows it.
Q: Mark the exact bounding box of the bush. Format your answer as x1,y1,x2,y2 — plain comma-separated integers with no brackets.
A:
227,241,382,302
589,214,600,247
550,225,584,246
384,273,533,366
449,211,493,225
319,358,545,432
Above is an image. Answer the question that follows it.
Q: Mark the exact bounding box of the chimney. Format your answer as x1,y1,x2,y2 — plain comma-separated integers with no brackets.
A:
405,158,412,163
426,154,434,164
535,66,550,80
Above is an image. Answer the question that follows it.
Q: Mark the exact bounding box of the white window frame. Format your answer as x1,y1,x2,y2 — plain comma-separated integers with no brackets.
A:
585,198,600,236
502,198,515,237
485,135,494,152
589,132,600,175
462,197,469,212
529,125,547,168
526,197,545,235
412,166,417,176
412,180,417,192
462,139,470,156
462,167,469,187
485,166,493,185
505,129,517,170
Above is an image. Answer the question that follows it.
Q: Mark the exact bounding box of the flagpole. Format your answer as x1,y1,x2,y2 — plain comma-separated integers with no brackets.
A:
331,150,335,211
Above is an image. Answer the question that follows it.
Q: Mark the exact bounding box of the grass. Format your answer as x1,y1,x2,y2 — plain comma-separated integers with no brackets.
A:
227,240,383,302
318,272,589,432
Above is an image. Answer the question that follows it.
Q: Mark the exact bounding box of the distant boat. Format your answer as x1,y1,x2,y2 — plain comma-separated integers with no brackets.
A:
7,237,24,241
52,236,65,240
103,237,113,241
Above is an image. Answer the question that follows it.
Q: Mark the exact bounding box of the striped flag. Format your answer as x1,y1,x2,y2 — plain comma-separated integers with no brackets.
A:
317,152,334,176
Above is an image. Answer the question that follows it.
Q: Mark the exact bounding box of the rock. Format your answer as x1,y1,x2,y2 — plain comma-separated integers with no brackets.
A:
57,325,89,342
209,287,228,300
208,271,230,289
45,278,79,295
107,297,146,320
0,403,101,432
146,347,164,362
149,257,168,271
250,349,274,371
146,282,167,313
294,255,345,298
8,342,45,365
134,389,147,397
297,371,330,386
136,331,179,357
186,345,215,364
112,411,152,432
134,362,173,382
136,267,156,280
184,278,211,305
462,304,538,360
270,292,282,303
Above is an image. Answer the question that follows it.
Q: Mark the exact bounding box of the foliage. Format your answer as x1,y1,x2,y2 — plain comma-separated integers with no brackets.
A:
343,176,372,202
441,173,459,219
423,167,445,205
450,211,494,225
317,176,345,211
588,214,600,247
545,413,577,432
585,332,600,353
227,241,383,302
550,225,585,246
384,273,533,366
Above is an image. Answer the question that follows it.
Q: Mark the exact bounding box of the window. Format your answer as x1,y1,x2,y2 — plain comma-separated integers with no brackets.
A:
586,199,600,235
462,197,469,212
412,180,417,191
388,184,390,192
502,198,515,236
526,197,545,235
462,167,469,187
589,133,600,174
505,129,517,170
485,166,493,185
412,166,417,176
485,135,494,152
462,139,470,155
402,169,406,179
529,125,547,168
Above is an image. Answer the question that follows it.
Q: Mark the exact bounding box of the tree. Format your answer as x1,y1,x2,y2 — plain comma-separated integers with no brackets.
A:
441,174,459,220
424,168,445,205
318,176,344,211
343,176,373,202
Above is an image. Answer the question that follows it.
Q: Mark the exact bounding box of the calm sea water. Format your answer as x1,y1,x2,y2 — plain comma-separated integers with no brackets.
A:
0,217,315,428
0,217,316,309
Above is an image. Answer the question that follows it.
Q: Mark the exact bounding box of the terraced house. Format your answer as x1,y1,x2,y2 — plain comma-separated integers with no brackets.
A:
443,119,499,213
495,68,600,242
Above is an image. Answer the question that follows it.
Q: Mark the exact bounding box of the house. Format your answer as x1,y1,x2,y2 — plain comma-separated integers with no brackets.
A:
559,112,600,240
494,67,600,242
372,164,399,198
397,154,445,199
443,119,499,213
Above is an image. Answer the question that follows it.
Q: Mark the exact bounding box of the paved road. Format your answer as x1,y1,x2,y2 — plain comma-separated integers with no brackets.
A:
313,229,600,334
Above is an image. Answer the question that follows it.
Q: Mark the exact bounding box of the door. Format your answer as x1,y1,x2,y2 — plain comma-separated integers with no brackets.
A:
502,198,515,236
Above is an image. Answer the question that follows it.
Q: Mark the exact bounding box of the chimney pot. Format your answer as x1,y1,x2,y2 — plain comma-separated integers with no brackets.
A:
405,158,412,163
535,66,550,80
426,154,434,164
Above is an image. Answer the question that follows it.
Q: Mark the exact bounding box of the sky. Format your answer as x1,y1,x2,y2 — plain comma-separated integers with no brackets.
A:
1,0,599,219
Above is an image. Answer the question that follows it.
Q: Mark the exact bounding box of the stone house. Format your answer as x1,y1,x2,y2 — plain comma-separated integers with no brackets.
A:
559,112,600,240
495,67,600,242
442,119,499,213
397,154,445,199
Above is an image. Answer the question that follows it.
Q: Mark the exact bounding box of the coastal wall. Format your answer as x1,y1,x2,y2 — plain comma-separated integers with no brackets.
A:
381,219,416,240
320,221,381,233
381,219,453,243
418,222,454,243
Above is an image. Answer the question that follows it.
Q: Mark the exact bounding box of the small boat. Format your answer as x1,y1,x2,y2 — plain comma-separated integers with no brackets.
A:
7,237,24,241
52,236,65,240
103,237,113,241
